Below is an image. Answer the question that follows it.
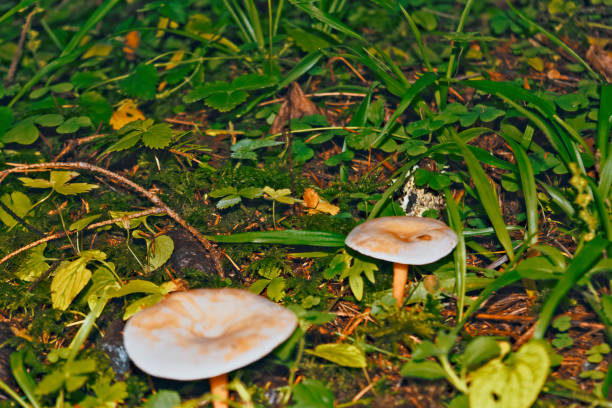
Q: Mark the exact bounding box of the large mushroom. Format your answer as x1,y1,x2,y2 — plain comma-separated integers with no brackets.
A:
123,288,297,408
345,216,457,306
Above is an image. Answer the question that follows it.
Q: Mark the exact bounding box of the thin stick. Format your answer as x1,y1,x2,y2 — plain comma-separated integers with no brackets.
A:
0,207,165,267
6,9,36,84
0,162,225,277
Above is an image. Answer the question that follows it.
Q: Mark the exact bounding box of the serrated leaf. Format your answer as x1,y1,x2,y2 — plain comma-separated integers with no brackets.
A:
3,120,39,144
19,176,53,189
307,343,366,367
120,64,158,100
291,379,334,408
401,360,446,379
248,279,271,295
266,276,286,301
51,250,106,310
0,191,31,227
142,123,173,149
238,186,264,199
147,235,174,271
104,130,142,154
36,369,65,395
469,340,550,408
34,114,64,127
51,171,98,195
204,89,248,112
15,243,49,281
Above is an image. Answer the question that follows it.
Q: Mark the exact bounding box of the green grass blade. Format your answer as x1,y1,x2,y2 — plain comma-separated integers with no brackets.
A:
206,230,346,247
445,188,466,321
533,237,610,340
538,181,575,218
599,153,612,200
290,0,365,41
506,0,602,81
588,179,612,241
276,50,324,90
373,72,436,147
504,138,538,245
352,47,407,96
598,84,612,163
452,132,515,262
0,0,36,25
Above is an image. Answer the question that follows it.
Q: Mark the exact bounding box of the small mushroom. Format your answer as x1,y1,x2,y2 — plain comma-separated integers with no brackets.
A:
123,288,297,408
345,216,457,306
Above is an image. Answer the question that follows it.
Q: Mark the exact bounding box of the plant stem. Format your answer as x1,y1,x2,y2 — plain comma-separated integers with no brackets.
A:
282,335,305,405
439,354,468,394
0,378,32,408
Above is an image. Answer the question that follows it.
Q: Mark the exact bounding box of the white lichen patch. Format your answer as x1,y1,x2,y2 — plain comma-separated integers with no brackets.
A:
398,172,446,217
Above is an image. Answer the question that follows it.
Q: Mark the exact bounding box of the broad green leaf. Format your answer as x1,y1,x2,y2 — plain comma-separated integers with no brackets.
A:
147,235,174,271
266,276,286,301
123,293,164,319
14,243,49,281
209,186,238,198
230,138,284,160
204,89,248,112
231,74,276,91
412,10,437,31
461,337,501,372
217,195,242,209
469,340,549,408
85,265,120,309
120,64,158,100
306,343,366,368
401,360,446,380
50,82,73,93
80,91,113,125
3,119,39,144
238,186,264,199
52,259,94,310
287,27,331,52
143,390,180,408
110,279,163,298
69,214,102,231
103,130,142,154
348,273,364,301
34,114,64,127
142,123,173,149
555,93,589,112
291,379,334,408
56,116,92,134
36,369,66,395
0,191,31,227
0,106,14,137
19,176,53,189
352,257,378,283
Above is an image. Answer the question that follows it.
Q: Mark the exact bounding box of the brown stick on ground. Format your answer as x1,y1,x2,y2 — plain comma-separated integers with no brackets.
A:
0,162,225,277
6,9,37,84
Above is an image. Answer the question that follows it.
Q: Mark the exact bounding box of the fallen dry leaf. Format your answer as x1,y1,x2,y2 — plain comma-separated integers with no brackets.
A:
270,82,321,134
302,188,339,215
587,45,612,83
110,99,146,130
123,31,140,60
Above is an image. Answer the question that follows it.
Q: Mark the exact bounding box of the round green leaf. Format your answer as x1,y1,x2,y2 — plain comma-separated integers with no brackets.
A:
3,120,39,144
34,114,64,127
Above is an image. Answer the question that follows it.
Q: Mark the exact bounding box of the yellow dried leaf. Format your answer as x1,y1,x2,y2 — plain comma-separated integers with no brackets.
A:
303,188,319,208
110,99,145,130
82,43,113,59
302,188,339,215
166,49,184,70
157,17,169,37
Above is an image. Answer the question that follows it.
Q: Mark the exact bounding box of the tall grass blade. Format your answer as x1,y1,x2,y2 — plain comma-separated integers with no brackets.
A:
0,0,36,25
206,230,346,247
504,138,538,245
452,133,516,262
533,237,610,340
445,188,466,321
588,179,612,241
10,351,41,408
598,84,612,164
373,72,436,147
290,0,365,41
538,181,575,218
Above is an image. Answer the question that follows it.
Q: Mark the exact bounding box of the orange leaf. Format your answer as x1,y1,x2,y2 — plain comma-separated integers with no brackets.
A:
123,31,140,59
110,99,145,130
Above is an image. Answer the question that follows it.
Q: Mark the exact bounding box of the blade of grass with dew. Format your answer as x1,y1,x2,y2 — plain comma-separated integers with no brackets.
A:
206,230,346,247
504,138,538,245
445,188,466,321
597,84,612,163
533,237,610,340
452,132,515,262
372,72,437,147
537,181,575,218
506,0,602,81
10,0,121,106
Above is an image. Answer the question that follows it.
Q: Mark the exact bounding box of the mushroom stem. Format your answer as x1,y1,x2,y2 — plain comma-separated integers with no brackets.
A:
210,373,229,408
392,263,409,307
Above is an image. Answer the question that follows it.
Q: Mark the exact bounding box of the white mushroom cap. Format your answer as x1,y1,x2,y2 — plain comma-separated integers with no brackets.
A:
123,288,298,380
345,216,458,265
